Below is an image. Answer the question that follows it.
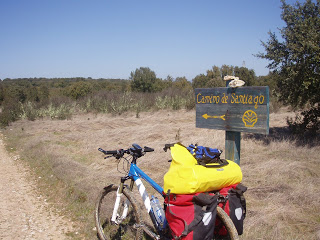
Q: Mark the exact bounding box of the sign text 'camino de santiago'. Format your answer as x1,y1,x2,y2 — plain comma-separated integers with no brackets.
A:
195,86,269,135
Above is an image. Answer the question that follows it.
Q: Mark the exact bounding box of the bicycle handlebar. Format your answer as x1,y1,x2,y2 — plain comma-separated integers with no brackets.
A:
98,144,154,159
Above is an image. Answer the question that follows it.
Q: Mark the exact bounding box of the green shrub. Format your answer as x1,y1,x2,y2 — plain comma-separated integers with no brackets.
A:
172,95,186,110
287,105,320,136
79,93,109,113
109,91,135,115
0,97,22,127
155,95,170,109
20,102,38,121
184,90,196,110
269,96,282,113
65,81,93,100
38,103,74,120
0,85,197,126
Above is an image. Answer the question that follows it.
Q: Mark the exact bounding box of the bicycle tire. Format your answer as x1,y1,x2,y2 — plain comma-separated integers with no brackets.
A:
95,184,143,240
214,206,239,240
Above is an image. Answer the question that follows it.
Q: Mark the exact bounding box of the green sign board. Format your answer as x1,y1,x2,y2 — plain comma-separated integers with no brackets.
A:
195,86,269,135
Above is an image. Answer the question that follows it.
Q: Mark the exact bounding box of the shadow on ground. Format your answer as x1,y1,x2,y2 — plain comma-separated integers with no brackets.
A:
243,126,320,148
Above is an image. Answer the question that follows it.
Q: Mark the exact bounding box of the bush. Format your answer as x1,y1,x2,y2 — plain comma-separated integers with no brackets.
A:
185,90,196,110
79,91,110,113
130,67,162,92
0,97,22,127
39,103,74,120
0,84,196,126
65,81,93,100
154,88,195,110
269,96,282,113
287,105,320,136
109,91,135,115
20,102,38,121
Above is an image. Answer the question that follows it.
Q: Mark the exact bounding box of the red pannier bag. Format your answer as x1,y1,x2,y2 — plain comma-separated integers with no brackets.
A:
215,183,247,236
164,192,218,240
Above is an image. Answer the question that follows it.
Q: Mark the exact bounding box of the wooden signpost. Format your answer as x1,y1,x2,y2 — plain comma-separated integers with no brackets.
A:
195,85,269,165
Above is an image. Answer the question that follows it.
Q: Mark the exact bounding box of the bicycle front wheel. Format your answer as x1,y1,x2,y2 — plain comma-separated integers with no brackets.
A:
95,184,143,240
214,206,239,240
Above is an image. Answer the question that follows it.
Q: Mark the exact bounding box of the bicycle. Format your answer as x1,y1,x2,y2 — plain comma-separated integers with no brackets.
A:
95,143,239,240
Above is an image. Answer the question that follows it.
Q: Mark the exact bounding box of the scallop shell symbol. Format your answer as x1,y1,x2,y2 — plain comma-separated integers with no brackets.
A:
242,110,258,127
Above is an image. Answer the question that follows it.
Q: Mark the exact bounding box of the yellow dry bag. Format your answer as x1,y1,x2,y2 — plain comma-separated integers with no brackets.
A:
163,143,242,194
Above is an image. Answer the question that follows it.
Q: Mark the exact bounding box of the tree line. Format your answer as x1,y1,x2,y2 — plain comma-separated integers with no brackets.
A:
0,65,276,105
0,65,276,127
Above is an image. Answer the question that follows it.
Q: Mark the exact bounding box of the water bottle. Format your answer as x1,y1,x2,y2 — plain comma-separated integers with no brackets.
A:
150,195,166,230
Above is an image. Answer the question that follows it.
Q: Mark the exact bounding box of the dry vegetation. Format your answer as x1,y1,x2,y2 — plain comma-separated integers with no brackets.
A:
2,108,320,239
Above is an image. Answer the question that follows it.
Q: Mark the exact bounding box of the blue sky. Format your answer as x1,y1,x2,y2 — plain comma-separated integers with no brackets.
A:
0,0,294,80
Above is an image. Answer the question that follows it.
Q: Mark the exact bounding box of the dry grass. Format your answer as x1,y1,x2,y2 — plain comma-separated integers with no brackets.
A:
2,108,320,239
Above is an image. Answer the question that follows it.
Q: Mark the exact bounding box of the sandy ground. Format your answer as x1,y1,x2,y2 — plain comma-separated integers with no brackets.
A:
0,133,75,240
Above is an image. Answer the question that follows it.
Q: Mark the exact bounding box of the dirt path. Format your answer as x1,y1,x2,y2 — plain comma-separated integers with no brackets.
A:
0,134,75,240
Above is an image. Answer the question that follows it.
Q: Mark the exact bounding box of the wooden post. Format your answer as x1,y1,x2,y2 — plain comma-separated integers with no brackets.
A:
225,131,241,165
225,79,241,166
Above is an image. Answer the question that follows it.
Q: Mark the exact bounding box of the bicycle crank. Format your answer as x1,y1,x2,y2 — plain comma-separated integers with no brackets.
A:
133,223,160,240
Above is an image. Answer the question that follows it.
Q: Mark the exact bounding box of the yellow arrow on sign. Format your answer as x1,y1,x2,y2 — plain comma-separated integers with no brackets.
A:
202,114,226,121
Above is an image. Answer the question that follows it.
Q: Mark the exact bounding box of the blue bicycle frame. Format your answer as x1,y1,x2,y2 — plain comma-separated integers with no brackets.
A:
129,163,164,195
130,163,167,226
112,163,167,232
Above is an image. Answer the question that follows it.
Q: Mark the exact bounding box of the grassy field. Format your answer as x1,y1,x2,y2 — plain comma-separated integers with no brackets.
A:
2,108,320,239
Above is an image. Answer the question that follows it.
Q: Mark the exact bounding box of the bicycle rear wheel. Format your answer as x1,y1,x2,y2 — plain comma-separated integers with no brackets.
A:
95,184,143,240
214,206,239,240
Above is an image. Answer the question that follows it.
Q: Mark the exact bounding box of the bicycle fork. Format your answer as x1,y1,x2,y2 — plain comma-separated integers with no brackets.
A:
112,177,152,223
111,178,162,239
111,177,132,224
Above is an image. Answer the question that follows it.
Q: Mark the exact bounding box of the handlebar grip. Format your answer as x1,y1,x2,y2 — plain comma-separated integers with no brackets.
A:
144,146,154,152
98,148,118,155
106,150,118,154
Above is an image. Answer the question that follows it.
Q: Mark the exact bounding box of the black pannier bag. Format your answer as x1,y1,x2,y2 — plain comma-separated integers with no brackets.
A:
215,183,247,235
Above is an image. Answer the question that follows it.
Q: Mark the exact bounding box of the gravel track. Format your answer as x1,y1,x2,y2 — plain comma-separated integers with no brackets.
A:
0,134,75,240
